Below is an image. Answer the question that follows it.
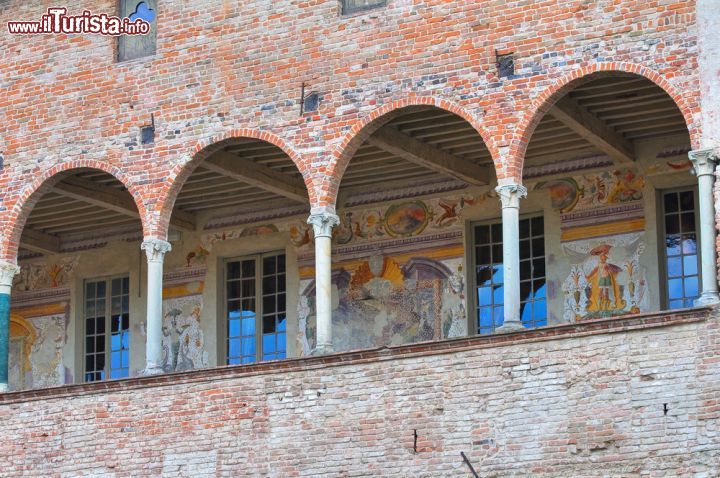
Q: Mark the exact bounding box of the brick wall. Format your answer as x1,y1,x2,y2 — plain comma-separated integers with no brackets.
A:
0,308,717,477
0,0,701,259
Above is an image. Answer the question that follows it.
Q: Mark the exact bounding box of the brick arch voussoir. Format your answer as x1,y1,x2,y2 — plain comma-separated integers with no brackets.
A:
1,159,146,262
154,129,311,238
508,62,699,183
324,96,501,209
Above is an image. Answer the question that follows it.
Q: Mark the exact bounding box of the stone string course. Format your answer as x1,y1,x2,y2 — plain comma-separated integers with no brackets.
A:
0,308,717,477
0,0,700,259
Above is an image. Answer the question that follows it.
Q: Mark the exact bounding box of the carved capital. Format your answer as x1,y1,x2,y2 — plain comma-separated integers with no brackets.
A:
0,261,20,288
141,239,172,263
495,183,528,209
307,212,340,238
689,149,718,177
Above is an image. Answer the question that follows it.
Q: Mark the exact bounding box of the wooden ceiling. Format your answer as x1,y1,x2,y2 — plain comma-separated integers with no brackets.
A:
19,75,690,256
525,75,689,165
20,170,143,256
174,139,307,213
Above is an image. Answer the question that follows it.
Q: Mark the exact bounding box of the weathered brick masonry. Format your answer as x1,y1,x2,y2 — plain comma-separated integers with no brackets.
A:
1,0,718,476
0,0,701,253
0,308,717,477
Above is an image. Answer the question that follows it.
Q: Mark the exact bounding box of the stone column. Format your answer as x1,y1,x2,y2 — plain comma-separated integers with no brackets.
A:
141,238,171,375
495,184,528,332
307,212,339,354
689,150,720,306
0,261,20,393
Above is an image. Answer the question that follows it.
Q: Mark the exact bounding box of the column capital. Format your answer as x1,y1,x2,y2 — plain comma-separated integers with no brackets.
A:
495,183,528,209
307,212,340,238
141,238,172,263
0,261,20,288
689,149,718,177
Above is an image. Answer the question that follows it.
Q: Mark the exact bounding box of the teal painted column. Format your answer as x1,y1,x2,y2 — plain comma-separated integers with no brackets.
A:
0,262,20,393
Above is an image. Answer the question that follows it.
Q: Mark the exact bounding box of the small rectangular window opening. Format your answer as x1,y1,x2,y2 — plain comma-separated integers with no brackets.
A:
117,0,157,62
341,0,387,15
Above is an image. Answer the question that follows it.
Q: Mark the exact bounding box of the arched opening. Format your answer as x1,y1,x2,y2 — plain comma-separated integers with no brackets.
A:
8,168,145,390
300,105,497,353
165,135,310,369
517,72,694,327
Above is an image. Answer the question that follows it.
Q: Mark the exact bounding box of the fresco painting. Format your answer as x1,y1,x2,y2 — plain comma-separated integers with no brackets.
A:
8,339,24,391
298,253,466,354
29,314,67,388
13,256,79,291
333,193,489,246
7,314,37,391
8,256,74,391
536,168,645,213
200,192,492,256
562,232,648,321
161,293,209,372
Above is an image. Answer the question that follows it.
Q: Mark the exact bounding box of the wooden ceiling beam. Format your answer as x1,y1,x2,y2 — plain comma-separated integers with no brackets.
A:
199,151,308,203
548,96,635,164
366,126,490,186
53,176,196,232
20,228,61,255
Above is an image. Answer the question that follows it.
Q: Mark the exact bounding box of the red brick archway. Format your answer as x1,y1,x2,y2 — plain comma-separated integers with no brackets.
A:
0,160,145,262
508,62,699,182
153,128,311,239
323,96,500,210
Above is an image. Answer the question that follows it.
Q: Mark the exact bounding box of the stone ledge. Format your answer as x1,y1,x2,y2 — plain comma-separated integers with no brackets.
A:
0,306,712,405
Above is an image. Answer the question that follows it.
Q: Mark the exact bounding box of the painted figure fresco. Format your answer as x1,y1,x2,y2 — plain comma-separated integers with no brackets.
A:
161,295,209,372
585,244,626,313
562,233,647,321
298,253,465,353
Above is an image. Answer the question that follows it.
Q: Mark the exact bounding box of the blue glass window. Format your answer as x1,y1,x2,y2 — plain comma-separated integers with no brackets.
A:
519,217,547,329
226,253,286,364
663,190,699,309
473,216,546,334
85,277,130,382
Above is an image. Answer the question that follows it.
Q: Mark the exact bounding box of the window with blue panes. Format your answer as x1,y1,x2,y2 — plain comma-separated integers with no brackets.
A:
225,253,286,364
519,216,547,329
473,216,546,334
663,189,700,309
84,277,130,382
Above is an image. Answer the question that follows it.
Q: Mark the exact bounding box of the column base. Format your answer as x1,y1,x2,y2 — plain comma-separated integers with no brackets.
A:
141,366,164,376
0,383,8,393
496,321,526,333
312,344,334,355
695,291,720,307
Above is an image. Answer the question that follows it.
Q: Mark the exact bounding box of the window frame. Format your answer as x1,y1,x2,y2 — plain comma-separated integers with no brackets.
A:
340,0,387,15
81,274,131,383
117,0,158,63
658,186,701,310
467,213,547,335
219,250,287,365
